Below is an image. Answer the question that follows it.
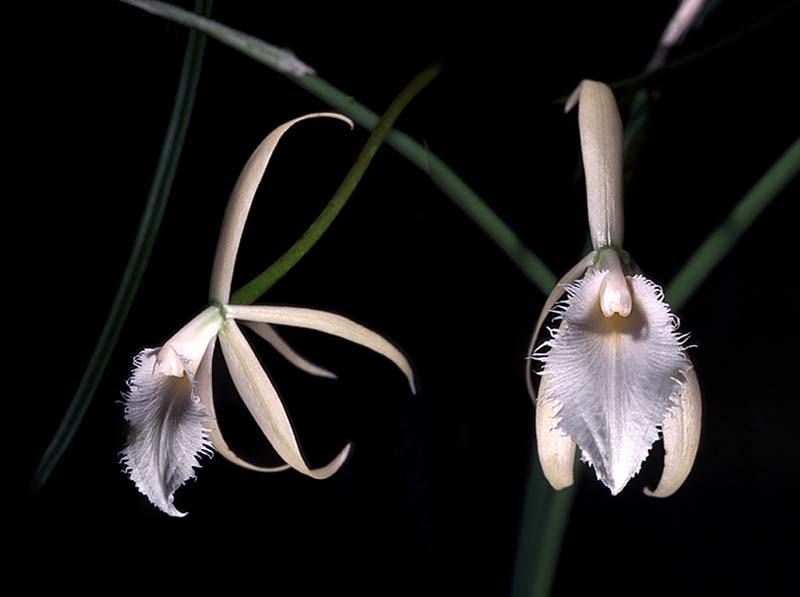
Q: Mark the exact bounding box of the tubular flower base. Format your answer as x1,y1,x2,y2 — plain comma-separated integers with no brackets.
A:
121,114,415,517
528,81,702,497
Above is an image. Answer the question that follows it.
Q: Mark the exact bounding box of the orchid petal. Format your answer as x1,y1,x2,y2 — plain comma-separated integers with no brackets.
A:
645,366,702,498
196,337,290,473
538,271,690,495
526,253,594,401
535,374,576,490
566,80,624,249
209,112,354,304
226,304,416,394
218,319,351,479
121,349,213,517
245,321,338,379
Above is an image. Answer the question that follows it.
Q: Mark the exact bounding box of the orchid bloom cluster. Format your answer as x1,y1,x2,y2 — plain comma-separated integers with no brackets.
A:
122,113,416,517
529,81,702,497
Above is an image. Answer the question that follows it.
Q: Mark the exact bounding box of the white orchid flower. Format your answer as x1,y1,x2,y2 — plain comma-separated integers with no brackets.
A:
528,81,701,497
121,113,416,517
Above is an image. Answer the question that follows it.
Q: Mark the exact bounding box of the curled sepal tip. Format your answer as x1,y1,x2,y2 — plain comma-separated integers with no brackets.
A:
218,319,351,479
566,80,625,250
226,304,417,394
645,366,702,498
535,376,576,490
209,112,354,304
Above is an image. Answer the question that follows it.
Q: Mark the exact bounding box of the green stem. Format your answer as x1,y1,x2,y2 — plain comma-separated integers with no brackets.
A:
31,0,213,491
512,458,578,597
231,64,442,305
120,0,556,294
667,138,800,310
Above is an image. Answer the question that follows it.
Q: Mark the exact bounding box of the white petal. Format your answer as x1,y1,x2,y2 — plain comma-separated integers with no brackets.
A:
245,322,337,379
218,320,351,479
121,349,213,517
645,366,702,498
196,337,290,473
565,80,624,250
526,253,594,401
538,271,690,494
535,375,576,490
209,113,354,304
226,304,416,394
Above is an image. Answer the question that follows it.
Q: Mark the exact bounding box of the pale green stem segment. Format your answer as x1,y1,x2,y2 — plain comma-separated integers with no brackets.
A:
230,64,442,305
31,0,213,491
512,478,577,597
119,0,556,294
667,137,800,310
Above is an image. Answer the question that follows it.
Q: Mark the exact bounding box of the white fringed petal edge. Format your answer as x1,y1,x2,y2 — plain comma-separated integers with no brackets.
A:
121,349,214,517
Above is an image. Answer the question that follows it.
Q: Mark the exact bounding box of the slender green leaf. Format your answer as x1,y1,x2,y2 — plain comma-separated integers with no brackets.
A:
667,138,800,310
32,0,213,491
512,455,577,597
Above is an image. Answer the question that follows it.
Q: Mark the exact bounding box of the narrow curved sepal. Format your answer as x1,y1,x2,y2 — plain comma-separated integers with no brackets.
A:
645,366,702,498
566,80,625,250
209,113,354,303
538,271,690,495
121,349,213,517
196,337,290,473
245,321,338,379
535,375,576,490
218,319,351,479
226,304,417,394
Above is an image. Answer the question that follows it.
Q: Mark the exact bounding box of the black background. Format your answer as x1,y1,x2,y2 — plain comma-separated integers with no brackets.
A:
23,2,799,595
